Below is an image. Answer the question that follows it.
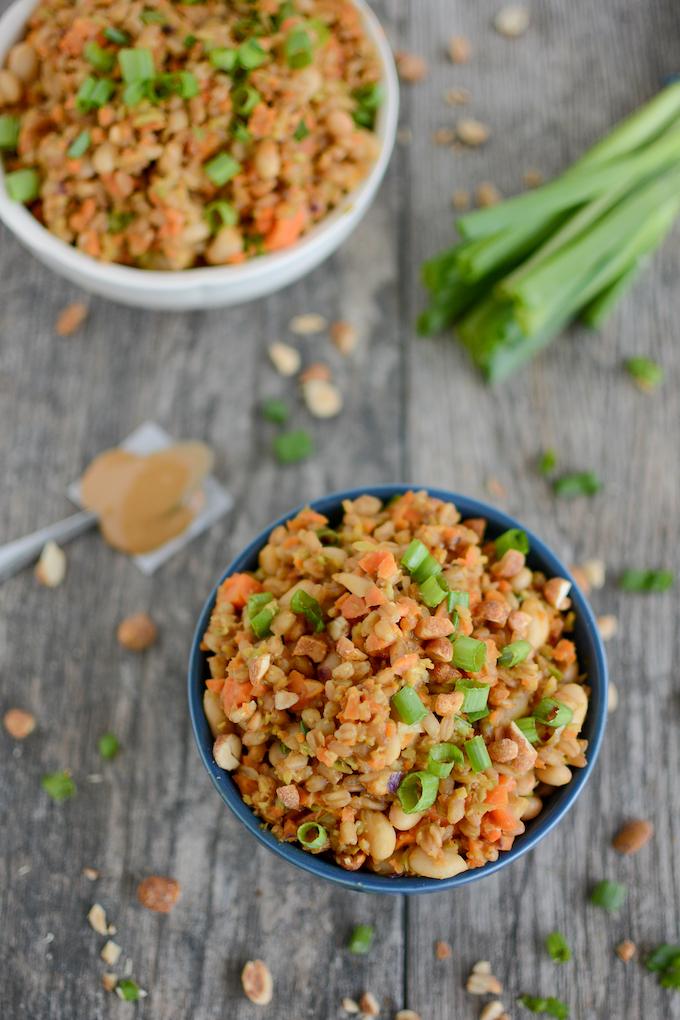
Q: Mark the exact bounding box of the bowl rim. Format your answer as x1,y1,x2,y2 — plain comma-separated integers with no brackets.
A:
0,0,399,292
188,484,608,894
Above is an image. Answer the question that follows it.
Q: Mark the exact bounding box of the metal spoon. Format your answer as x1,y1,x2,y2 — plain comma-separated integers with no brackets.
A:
0,510,97,584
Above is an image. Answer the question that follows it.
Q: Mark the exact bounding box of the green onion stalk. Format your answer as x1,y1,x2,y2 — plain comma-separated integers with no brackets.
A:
418,83,680,382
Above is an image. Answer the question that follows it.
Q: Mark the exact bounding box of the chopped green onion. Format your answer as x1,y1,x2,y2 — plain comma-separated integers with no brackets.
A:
84,41,115,72
498,640,532,668
396,771,439,813
41,770,76,802
210,48,238,72
419,574,447,608
456,680,489,715
427,742,464,778
122,81,148,106
290,589,325,632
76,76,115,112
466,708,489,723
98,732,120,760
104,26,130,45
67,130,91,159
538,448,557,475
590,879,627,912
204,152,242,187
352,82,383,130
5,168,40,204
273,430,313,464
619,568,673,593
451,635,486,673
285,28,313,69
119,47,155,83
294,119,310,141
411,553,442,585
232,84,261,116
401,539,429,573
515,716,540,744
534,698,573,728
517,995,569,1019
231,120,251,142
446,590,469,612
453,715,474,740
141,8,166,23
552,471,602,498
625,355,663,390
204,201,238,235
316,527,340,545
348,924,374,954
184,34,198,48
250,606,276,639
238,38,268,69
169,71,199,99
116,979,141,1002
391,686,427,725
0,114,20,151
297,820,328,850
545,931,572,964
306,17,331,45
495,528,530,558
247,591,274,620
108,210,134,233
261,397,289,424
464,735,492,773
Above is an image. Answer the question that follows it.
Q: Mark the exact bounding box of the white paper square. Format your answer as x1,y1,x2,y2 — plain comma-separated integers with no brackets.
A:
68,422,233,575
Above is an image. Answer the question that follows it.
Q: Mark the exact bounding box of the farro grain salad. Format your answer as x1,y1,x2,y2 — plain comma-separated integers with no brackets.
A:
0,0,382,268
202,491,590,879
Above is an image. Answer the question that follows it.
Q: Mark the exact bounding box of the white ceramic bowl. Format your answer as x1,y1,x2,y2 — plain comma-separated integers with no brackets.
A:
0,0,398,310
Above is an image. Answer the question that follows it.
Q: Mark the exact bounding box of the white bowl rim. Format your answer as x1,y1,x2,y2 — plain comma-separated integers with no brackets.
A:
0,0,398,292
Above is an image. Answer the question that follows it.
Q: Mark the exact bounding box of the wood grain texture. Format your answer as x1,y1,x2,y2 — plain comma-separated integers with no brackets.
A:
1,0,679,1018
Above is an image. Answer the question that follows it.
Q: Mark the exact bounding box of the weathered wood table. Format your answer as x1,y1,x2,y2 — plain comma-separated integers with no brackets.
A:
2,1,679,1017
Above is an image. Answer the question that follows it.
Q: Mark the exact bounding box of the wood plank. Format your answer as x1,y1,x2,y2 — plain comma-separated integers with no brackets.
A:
404,1,680,1018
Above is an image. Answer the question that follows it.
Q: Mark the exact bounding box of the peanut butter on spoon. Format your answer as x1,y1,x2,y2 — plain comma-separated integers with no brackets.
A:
80,442,214,554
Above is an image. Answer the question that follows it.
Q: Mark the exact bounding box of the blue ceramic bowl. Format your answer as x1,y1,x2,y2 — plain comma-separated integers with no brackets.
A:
188,485,608,894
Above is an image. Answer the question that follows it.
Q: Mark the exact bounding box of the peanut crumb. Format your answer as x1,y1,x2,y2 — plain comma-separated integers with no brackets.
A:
452,190,471,211
241,960,273,1005
444,87,471,106
303,379,343,419
35,541,66,588
523,168,544,188
102,973,118,993
137,875,181,913
396,1012,421,1020
476,182,502,207
290,313,327,336
3,708,36,740
457,119,490,147
435,939,452,960
55,302,88,337
466,961,503,996
330,321,358,355
433,127,456,146
448,35,471,64
494,4,530,37
87,903,110,936
82,867,99,881
101,940,122,966
117,612,157,652
342,998,360,1014
486,476,507,501
608,682,619,712
395,51,428,83
299,361,332,384
480,1003,509,1020
269,341,301,377
359,991,380,1017
616,939,637,962
597,614,618,641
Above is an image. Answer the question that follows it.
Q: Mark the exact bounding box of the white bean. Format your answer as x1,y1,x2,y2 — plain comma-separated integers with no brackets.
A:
555,683,588,727
213,732,242,771
362,811,396,861
203,689,227,737
326,109,354,138
409,847,468,879
389,804,423,831
8,42,38,83
254,139,280,180
518,795,543,820
205,225,243,264
522,596,550,648
536,763,572,786
0,69,21,105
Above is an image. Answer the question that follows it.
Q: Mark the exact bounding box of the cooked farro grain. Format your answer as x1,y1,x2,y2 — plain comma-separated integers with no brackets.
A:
0,0,382,269
201,491,590,878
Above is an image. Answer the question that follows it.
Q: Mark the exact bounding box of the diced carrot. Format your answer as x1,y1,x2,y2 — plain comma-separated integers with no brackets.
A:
233,774,257,797
358,549,398,579
249,102,277,139
217,572,262,608
288,508,328,532
553,639,576,665
338,686,372,722
288,671,324,710
316,747,338,767
365,630,392,654
338,593,368,620
484,774,516,807
392,653,419,676
264,206,307,252
60,17,95,55
221,679,253,714
489,807,525,835
365,584,387,607
395,830,418,849
205,678,225,693
480,817,502,843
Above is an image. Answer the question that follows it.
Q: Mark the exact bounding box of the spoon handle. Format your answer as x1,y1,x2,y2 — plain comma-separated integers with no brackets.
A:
0,510,98,584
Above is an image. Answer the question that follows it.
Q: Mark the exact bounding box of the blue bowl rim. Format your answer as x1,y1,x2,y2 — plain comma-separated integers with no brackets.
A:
188,484,608,895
